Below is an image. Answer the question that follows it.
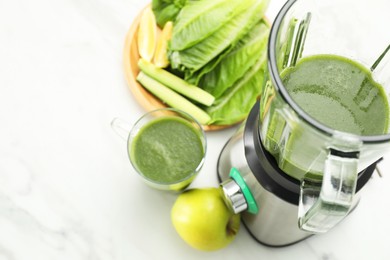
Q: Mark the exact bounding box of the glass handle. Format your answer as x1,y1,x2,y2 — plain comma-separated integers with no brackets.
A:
298,150,359,233
111,117,131,141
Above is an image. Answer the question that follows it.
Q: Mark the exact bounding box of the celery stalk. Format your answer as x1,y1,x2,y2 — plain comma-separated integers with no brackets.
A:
138,59,215,106
136,72,211,125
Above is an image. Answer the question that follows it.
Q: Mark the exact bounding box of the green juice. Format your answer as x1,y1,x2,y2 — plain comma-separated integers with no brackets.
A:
130,116,204,184
264,54,389,179
282,54,389,135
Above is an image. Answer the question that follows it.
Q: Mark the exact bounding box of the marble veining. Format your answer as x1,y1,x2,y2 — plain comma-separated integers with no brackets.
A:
1,0,390,259
0,155,114,260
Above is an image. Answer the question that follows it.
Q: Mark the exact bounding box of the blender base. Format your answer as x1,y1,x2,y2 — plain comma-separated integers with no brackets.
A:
217,101,378,247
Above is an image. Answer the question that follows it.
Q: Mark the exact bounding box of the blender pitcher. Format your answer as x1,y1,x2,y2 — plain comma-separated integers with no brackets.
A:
218,0,390,246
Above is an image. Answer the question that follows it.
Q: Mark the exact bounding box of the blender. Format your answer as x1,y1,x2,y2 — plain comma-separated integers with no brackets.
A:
218,0,390,246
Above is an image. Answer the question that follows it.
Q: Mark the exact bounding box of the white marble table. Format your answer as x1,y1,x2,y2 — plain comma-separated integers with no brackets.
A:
1,0,390,259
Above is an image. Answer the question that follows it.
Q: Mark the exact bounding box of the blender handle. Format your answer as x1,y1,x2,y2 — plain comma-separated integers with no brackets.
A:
298,150,359,233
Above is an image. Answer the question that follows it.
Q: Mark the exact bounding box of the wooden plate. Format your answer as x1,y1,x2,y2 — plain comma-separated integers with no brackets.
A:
123,7,232,131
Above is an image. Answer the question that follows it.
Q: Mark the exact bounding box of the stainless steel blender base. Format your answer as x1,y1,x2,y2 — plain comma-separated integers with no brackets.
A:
217,101,376,247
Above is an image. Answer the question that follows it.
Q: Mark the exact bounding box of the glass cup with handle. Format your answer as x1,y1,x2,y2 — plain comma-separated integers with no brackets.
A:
111,108,207,192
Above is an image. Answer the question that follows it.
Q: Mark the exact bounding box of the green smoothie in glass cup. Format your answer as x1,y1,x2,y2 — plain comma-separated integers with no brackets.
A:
112,108,206,192
129,113,205,191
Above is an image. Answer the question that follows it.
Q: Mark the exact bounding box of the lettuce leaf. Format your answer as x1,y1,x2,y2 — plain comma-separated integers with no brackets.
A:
170,0,249,51
198,21,269,98
169,0,269,74
152,0,187,27
206,50,267,125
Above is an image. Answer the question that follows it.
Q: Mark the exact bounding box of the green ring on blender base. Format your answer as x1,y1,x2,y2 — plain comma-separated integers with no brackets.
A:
229,168,259,214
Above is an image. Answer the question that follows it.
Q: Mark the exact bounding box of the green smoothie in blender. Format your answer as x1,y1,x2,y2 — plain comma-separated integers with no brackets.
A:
264,54,390,180
283,54,389,135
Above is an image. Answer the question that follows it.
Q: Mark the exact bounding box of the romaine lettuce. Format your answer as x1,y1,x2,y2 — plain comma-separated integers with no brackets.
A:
199,21,269,98
170,0,251,51
152,0,187,27
206,50,267,125
153,0,271,126
169,0,269,75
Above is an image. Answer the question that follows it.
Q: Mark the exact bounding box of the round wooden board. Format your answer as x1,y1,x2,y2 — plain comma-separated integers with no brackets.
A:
123,6,233,131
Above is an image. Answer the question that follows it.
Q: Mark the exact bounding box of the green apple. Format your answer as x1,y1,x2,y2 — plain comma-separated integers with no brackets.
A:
171,187,240,251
